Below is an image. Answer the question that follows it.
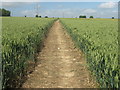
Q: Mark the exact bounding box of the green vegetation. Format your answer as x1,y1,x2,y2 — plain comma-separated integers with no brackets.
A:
0,8,11,16
60,18,119,88
2,17,55,88
2,17,119,88
35,15,39,17
79,15,87,18
112,17,114,19
45,16,48,18
90,16,94,18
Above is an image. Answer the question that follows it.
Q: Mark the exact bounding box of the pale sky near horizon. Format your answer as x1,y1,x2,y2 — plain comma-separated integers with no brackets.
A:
1,0,119,2
0,1,119,18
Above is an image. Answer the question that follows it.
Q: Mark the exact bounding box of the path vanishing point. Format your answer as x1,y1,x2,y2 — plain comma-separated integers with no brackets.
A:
22,20,96,88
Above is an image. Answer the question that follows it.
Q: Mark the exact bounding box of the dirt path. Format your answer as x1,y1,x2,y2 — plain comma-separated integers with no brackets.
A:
22,20,96,88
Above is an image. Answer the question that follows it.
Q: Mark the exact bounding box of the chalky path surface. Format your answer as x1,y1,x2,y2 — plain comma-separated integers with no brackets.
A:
22,20,96,88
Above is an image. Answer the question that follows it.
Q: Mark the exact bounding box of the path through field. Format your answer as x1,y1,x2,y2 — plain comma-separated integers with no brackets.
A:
22,20,96,88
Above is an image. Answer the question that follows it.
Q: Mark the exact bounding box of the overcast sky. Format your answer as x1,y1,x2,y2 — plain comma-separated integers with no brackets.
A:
0,1,119,18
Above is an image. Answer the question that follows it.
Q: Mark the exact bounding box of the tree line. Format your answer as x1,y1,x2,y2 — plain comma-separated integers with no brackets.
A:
0,8,11,16
0,8,115,19
35,15,48,18
79,15,94,18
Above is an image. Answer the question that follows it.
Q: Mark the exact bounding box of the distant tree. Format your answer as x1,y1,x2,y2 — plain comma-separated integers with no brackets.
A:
90,16,94,18
39,16,41,18
25,15,27,17
0,9,2,16
83,15,86,18
79,15,86,18
79,15,82,18
0,8,11,16
35,15,38,17
112,17,114,19
45,16,48,18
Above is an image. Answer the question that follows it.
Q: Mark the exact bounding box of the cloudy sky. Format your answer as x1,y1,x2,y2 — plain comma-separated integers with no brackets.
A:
0,0,119,18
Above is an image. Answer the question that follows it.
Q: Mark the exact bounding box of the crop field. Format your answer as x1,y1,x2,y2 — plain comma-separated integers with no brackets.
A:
1,17,119,88
2,17,55,88
60,18,119,88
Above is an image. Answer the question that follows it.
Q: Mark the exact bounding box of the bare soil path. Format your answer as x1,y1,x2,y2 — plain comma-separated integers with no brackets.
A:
22,20,96,88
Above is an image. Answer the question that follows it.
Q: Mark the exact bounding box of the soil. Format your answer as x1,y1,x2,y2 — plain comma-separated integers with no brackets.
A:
22,20,96,88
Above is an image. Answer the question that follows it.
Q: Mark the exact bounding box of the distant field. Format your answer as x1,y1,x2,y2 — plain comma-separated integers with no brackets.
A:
60,18,118,20
60,18,118,88
2,17,55,88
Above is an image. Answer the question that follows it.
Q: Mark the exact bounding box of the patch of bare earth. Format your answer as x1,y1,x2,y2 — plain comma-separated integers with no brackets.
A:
22,20,96,88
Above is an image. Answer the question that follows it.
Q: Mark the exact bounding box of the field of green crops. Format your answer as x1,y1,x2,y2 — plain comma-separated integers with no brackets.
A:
2,17,119,88
60,18,119,88
2,17,55,88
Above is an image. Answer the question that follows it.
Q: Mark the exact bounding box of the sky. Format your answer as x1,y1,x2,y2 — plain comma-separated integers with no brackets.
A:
1,0,119,2
0,1,119,18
